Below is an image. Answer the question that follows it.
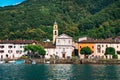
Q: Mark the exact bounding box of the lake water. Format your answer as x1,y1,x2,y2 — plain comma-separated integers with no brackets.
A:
0,64,120,80
0,0,26,7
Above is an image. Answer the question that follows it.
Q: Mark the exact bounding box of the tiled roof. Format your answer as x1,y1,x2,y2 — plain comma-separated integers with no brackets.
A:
56,33,72,39
0,40,37,44
78,38,119,43
40,42,55,48
116,36,120,39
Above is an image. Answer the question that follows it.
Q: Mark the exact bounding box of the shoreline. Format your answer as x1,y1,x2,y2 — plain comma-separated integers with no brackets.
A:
2,58,120,64
24,58,120,64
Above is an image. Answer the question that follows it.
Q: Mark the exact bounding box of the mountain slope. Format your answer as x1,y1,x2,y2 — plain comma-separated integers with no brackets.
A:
0,0,119,40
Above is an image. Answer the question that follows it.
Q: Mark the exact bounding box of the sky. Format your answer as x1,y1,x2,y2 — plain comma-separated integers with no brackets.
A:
0,0,25,7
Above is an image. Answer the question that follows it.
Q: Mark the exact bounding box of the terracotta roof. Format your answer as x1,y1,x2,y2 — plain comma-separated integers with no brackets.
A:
116,36,120,39
40,42,55,48
78,38,119,43
0,40,37,44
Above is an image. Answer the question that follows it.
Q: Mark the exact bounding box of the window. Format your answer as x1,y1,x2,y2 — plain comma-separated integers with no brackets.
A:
64,39,66,43
55,26,57,29
97,45,101,53
102,50,104,53
56,52,58,54
20,50,22,54
106,45,108,47
69,40,70,43
0,45,4,48
80,46,82,48
14,46,16,48
63,48,65,52
16,50,19,53
8,50,12,53
117,46,119,48
92,46,94,49
8,45,12,48
102,45,104,47
0,50,4,53
58,40,60,43
55,31,57,35
1,55,3,59
20,46,22,48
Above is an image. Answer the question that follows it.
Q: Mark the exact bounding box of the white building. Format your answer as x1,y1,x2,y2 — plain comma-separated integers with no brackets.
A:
44,22,74,59
55,34,73,59
94,39,120,59
0,40,37,60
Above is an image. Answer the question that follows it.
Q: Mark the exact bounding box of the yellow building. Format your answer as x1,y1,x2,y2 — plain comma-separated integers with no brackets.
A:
78,43,95,55
78,37,95,58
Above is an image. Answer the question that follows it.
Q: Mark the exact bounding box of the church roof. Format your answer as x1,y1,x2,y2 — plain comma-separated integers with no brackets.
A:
56,33,72,39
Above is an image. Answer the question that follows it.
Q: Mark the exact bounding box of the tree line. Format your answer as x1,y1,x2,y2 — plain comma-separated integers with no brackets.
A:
0,0,119,41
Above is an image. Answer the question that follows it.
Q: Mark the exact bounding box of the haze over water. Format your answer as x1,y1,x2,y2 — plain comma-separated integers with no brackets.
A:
0,64,120,80
0,0,25,7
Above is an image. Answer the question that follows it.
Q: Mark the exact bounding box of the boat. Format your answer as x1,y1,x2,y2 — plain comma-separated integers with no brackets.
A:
0,61,5,64
14,60,25,64
32,60,36,64
8,60,15,63
45,61,50,64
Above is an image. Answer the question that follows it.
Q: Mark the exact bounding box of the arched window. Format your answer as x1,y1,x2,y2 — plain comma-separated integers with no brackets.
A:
97,45,101,53
55,31,57,35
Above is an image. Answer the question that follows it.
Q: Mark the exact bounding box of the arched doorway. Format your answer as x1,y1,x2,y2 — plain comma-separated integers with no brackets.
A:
6,54,8,58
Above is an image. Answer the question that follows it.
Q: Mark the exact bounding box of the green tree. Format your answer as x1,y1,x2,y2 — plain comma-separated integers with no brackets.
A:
24,44,46,58
105,47,115,55
105,47,117,59
80,46,92,58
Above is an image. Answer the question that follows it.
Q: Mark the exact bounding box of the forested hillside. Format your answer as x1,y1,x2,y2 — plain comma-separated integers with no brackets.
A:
0,0,120,41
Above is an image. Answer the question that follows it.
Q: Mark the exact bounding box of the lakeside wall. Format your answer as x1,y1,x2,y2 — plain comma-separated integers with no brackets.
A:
24,59,120,64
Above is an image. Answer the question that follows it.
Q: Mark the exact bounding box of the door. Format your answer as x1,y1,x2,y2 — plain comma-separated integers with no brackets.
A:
62,53,65,58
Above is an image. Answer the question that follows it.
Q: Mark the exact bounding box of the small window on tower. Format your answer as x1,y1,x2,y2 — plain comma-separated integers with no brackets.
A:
55,31,57,35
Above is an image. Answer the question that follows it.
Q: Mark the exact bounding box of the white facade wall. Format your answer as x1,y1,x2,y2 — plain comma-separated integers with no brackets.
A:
45,48,56,59
56,34,73,59
45,34,74,59
56,38,72,46
56,46,73,59
0,44,26,59
94,43,120,58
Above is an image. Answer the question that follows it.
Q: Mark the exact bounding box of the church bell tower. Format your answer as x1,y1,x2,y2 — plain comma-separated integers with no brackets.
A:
53,21,58,44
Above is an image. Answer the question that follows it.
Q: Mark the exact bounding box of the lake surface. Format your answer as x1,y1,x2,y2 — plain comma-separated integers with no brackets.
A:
0,0,26,7
0,64,120,80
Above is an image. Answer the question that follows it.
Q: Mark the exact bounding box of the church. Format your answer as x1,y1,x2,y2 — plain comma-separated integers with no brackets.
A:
43,21,74,59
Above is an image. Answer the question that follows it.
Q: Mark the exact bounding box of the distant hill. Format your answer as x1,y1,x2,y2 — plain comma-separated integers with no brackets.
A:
0,0,119,41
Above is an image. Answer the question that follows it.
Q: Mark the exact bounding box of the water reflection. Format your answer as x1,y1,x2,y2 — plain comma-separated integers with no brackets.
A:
47,64,72,80
0,64,120,80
